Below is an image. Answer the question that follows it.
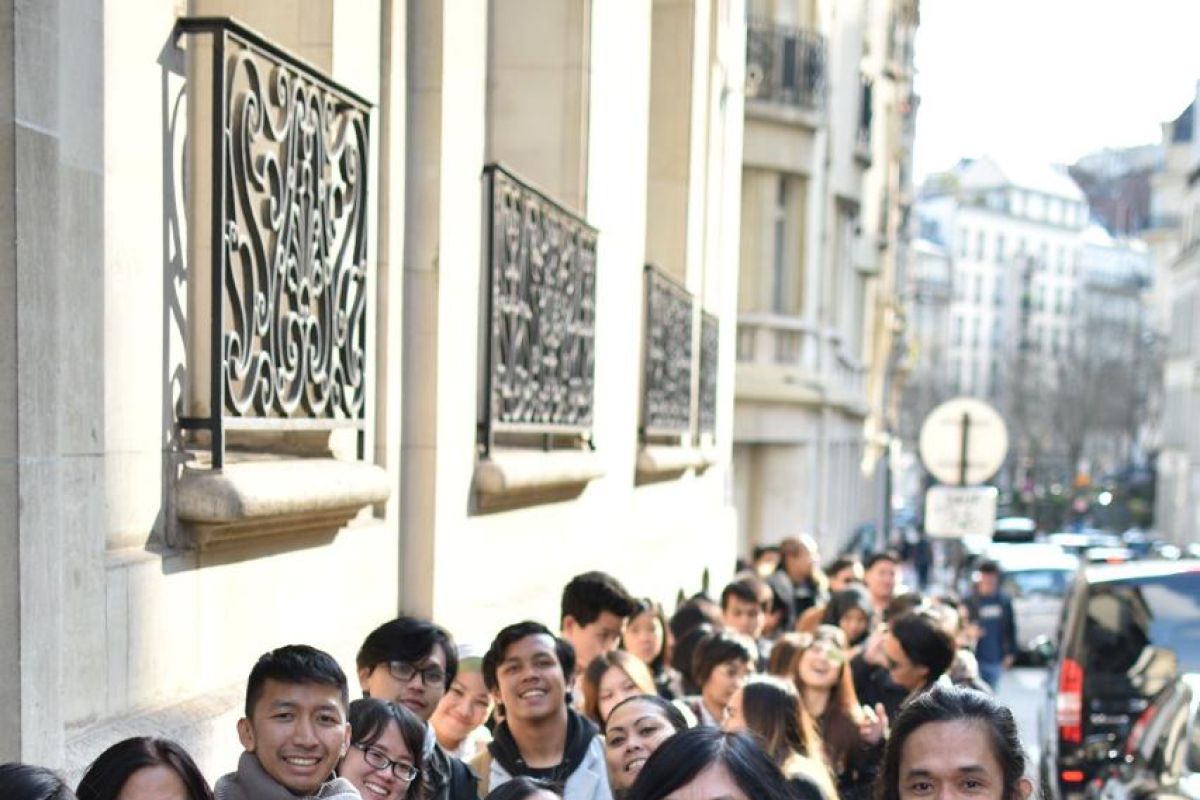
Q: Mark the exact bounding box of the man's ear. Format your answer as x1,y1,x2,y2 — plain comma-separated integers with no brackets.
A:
357,666,373,697
562,616,578,637
1017,777,1034,800
236,717,256,752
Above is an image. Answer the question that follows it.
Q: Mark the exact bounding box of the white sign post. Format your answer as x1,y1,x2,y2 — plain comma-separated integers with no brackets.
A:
918,398,1009,487
924,485,999,539
918,398,1009,539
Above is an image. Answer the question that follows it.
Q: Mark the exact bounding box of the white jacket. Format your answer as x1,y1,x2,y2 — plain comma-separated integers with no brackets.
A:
473,735,612,800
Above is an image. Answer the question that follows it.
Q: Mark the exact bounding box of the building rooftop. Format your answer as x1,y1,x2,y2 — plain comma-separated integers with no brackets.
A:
958,155,1086,202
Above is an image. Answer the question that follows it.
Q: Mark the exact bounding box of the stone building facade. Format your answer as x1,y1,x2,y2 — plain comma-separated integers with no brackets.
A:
0,0,744,778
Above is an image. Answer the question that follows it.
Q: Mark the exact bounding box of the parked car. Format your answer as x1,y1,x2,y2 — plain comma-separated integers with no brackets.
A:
1086,673,1200,800
1039,560,1200,800
994,516,1038,543
985,543,1078,662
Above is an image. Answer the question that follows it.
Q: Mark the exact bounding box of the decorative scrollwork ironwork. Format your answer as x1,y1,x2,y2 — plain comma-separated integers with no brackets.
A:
176,18,372,467
480,164,598,450
642,265,694,437
222,32,369,419
745,18,827,110
698,311,719,437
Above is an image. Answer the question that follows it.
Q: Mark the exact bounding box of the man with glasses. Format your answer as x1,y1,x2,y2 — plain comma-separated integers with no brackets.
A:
357,617,479,800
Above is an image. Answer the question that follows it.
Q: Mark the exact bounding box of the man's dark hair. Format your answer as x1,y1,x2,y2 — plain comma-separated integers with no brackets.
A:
977,559,1001,575
889,610,956,690
864,550,900,571
625,728,795,800
719,577,764,611
668,596,722,641
560,571,636,627
0,764,76,800
482,621,576,693
825,556,858,577
244,644,350,718
876,684,1027,800
690,631,755,688
752,544,780,561
883,591,925,623
77,737,212,800
356,616,459,691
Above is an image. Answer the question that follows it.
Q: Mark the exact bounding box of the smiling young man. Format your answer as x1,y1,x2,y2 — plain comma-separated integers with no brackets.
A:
470,621,612,800
356,617,478,800
216,644,359,800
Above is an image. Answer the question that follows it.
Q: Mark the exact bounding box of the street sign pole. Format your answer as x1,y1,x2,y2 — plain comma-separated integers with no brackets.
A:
959,412,970,487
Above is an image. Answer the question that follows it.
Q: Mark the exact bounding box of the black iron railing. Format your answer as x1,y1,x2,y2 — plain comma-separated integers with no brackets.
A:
641,265,695,437
478,164,598,455
698,311,719,437
176,18,372,468
745,18,826,111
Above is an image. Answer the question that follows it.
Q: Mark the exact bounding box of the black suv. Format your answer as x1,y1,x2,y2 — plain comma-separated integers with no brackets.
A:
1039,560,1200,800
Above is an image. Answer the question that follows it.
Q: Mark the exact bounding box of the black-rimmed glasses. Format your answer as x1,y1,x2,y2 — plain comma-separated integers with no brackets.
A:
353,744,420,782
387,661,446,687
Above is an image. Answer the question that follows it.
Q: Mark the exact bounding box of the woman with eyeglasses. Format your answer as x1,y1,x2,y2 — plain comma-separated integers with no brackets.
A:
790,625,887,800
338,698,426,800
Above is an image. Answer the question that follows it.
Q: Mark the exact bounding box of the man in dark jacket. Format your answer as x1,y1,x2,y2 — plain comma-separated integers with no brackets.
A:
963,559,1017,691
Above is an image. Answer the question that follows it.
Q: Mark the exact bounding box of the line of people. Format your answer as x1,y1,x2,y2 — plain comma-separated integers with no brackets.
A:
1,554,1030,800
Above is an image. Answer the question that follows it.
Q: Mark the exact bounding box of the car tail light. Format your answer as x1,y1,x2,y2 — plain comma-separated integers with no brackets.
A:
1062,770,1085,783
1057,657,1084,744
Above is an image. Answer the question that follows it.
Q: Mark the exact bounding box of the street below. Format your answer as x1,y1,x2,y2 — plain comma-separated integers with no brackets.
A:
997,666,1049,780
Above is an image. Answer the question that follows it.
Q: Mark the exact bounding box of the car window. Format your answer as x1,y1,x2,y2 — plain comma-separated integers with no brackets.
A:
1084,572,1200,675
1005,568,1072,597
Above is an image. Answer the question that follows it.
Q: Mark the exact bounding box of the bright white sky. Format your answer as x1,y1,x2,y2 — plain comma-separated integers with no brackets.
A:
912,0,1200,180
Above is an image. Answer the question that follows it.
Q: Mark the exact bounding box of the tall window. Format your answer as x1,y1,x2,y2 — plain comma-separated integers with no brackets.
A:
996,232,1006,262
976,230,986,261
771,177,788,313
959,228,969,258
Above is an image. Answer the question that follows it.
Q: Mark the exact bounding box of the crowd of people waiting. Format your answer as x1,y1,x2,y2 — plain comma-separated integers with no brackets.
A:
1,536,1031,800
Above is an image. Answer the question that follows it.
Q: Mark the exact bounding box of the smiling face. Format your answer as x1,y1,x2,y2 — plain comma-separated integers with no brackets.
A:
623,610,665,666
898,720,1027,800
797,640,845,691
358,645,448,721
340,720,416,800
495,634,567,723
115,766,187,800
604,699,680,791
597,665,642,723
431,669,492,749
237,679,351,795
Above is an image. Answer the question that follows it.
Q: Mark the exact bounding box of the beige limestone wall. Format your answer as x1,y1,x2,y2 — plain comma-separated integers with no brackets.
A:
401,0,741,645
0,0,406,777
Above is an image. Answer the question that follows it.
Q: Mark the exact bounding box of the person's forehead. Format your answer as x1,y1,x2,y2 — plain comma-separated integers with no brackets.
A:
901,720,1001,775
591,611,626,630
504,633,558,658
259,678,345,708
609,702,667,729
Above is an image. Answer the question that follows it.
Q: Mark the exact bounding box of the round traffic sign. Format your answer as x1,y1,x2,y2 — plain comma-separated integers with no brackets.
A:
918,397,1009,486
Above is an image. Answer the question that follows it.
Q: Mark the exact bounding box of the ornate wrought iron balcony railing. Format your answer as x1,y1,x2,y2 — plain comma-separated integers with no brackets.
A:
478,164,598,455
176,17,372,469
641,265,695,438
745,18,827,111
698,311,720,437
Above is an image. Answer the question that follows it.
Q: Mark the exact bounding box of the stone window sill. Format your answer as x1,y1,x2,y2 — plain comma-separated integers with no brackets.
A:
474,448,606,512
176,457,391,548
636,445,717,483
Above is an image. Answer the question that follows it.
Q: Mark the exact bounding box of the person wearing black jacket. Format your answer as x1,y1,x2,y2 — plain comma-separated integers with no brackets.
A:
766,536,829,631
